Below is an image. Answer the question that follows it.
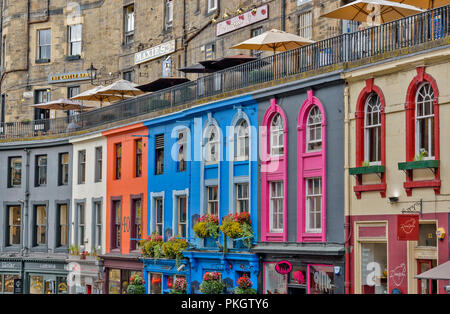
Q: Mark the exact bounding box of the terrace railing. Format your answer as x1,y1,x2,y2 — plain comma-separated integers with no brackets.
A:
1,5,449,139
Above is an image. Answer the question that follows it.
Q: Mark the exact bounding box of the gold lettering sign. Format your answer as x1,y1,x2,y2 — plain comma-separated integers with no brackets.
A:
48,72,91,83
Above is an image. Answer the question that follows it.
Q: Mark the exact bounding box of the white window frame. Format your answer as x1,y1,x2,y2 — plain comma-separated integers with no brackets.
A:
94,201,102,250
37,29,51,60
236,183,249,213
154,197,164,236
298,11,312,40
364,93,382,165
270,114,284,157
206,185,219,216
269,181,284,233
68,24,82,56
305,177,322,233
77,202,85,247
165,0,173,29
306,106,322,152
205,125,219,164
177,130,187,172
235,120,249,161
415,82,435,160
207,0,218,13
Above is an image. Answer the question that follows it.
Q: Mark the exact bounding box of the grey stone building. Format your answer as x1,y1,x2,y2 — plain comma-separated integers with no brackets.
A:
0,138,72,294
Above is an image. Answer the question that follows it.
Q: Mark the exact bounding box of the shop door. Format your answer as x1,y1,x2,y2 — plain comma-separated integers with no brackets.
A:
417,260,437,294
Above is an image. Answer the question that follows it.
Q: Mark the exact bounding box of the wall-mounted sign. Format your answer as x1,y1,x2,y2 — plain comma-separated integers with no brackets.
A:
1,262,21,269
134,40,176,65
275,260,292,275
216,5,269,37
48,71,91,84
397,214,419,241
162,56,172,77
14,279,23,294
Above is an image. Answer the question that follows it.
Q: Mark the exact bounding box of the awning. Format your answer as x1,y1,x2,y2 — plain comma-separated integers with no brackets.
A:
199,54,258,71
415,261,450,280
136,77,190,92
178,63,217,73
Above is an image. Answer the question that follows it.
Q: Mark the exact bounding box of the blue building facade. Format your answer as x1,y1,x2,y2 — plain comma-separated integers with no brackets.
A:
143,95,259,294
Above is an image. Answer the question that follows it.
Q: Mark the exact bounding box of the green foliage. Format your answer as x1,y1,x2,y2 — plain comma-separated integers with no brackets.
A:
162,238,188,266
220,217,242,239
200,272,226,294
126,275,146,294
362,160,370,167
140,233,164,261
234,287,257,294
414,149,428,161
193,214,219,239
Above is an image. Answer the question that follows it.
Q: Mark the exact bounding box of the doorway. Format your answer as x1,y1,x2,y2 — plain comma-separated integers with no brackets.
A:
417,259,437,294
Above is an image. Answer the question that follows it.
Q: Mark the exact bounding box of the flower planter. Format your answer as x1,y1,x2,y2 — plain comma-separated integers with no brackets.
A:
203,237,218,248
232,239,246,249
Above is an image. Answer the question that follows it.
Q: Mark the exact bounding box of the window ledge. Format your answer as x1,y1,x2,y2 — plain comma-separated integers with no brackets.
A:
35,59,50,64
398,160,439,171
349,165,385,175
65,55,81,61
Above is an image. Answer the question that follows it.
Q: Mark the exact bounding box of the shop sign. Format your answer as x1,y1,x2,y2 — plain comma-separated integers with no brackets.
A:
397,214,419,241
216,5,269,36
48,71,91,84
134,40,176,65
309,265,334,294
275,261,292,275
13,279,23,294
1,262,20,269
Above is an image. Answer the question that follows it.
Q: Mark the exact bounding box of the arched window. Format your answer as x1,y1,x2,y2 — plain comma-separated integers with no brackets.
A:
270,113,284,156
364,93,381,164
306,106,322,152
415,82,435,160
235,119,249,161
205,125,219,164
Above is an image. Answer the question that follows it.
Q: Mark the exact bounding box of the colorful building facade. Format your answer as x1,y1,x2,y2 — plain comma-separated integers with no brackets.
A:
143,95,259,294
101,123,148,294
344,49,450,294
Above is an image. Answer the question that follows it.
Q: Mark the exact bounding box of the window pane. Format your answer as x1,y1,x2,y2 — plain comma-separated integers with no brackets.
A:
30,275,44,294
108,269,121,294
36,205,47,245
149,273,162,294
9,206,21,245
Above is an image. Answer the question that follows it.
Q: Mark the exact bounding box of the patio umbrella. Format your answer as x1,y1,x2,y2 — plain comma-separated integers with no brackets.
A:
96,79,145,99
71,85,124,108
320,0,424,23
30,98,94,111
389,0,450,9
178,63,217,73
415,261,450,280
199,54,258,70
231,29,315,54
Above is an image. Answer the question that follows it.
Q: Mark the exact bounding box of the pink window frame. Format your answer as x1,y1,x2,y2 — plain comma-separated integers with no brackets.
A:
297,90,327,242
262,262,288,294
261,98,288,242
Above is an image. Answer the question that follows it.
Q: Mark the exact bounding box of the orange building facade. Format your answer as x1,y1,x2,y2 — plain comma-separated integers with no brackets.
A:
101,123,148,294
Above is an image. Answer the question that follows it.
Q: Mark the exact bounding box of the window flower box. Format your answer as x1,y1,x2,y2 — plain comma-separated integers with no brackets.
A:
203,237,218,248
398,160,439,171
349,165,385,176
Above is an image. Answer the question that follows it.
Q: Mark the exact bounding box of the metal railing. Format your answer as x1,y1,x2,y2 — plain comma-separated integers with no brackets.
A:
1,5,450,140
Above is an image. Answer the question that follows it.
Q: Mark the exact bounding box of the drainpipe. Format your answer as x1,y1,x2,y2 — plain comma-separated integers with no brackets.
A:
281,0,286,31
21,148,30,256
183,0,187,72
344,84,352,294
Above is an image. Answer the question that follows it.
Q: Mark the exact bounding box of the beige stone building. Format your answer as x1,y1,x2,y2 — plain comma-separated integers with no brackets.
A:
0,0,346,123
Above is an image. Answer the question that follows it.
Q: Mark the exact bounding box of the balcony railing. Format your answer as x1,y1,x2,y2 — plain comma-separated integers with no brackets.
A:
1,5,450,140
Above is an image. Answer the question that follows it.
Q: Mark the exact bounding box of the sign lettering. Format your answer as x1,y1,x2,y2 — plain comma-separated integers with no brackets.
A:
275,261,292,275
134,40,176,65
397,214,419,241
216,5,269,36
48,71,91,84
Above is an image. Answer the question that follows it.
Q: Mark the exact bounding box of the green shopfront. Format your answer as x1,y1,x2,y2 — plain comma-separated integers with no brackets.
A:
0,260,22,294
24,259,68,294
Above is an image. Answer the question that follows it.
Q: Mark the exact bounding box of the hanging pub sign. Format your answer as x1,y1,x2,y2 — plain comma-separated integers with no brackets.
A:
397,214,420,241
275,260,292,275
216,5,268,36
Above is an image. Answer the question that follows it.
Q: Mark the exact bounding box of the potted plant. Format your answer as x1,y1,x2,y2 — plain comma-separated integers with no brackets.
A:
161,237,188,266
80,250,87,260
140,233,164,261
200,272,226,294
170,277,188,294
126,274,146,294
193,214,219,248
234,274,256,294
220,212,254,249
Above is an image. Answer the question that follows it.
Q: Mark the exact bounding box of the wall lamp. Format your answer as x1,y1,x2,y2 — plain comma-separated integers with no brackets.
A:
389,196,399,203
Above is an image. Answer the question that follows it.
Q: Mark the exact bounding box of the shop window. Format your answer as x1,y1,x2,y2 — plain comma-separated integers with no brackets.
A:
108,269,120,294
288,265,307,294
30,275,44,294
166,275,173,291
308,264,334,294
33,205,47,246
155,134,164,175
135,139,143,177
2,274,19,294
360,242,387,294
418,222,437,247
263,263,287,294
115,143,122,180
8,156,21,188
58,153,69,186
7,205,21,246
235,119,249,161
149,273,162,294
236,183,249,213
78,150,86,184
206,185,218,216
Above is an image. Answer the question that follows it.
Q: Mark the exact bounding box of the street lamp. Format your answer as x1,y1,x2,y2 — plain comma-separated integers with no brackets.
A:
87,63,98,85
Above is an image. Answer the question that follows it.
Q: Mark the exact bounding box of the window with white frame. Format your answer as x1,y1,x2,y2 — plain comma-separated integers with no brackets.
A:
298,11,312,40
306,106,322,152
124,4,135,44
269,181,284,233
68,24,82,56
235,120,249,161
165,0,173,29
94,201,102,249
77,203,85,247
236,183,249,213
177,196,187,237
206,186,218,216
207,0,217,13
205,125,219,164
270,114,284,156
34,205,47,246
306,177,322,233
177,130,187,172
364,93,381,164
415,82,435,159
154,198,163,236
37,29,51,61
